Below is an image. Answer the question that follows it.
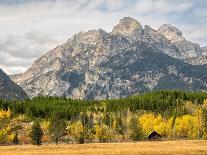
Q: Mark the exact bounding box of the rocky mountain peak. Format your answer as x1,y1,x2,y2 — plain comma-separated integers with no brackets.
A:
112,17,142,36
10,17,207,100
71,29,110,46
157,24,185,42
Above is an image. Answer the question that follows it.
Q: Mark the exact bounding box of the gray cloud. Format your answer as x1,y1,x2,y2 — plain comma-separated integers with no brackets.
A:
0,31,57,58
0,0,206,74
0,31,59,74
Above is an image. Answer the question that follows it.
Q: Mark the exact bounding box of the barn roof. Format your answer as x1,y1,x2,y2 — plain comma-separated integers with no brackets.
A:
147,131,161,139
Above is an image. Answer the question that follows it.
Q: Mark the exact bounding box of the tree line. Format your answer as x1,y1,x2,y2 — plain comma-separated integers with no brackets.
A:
0,90,207,145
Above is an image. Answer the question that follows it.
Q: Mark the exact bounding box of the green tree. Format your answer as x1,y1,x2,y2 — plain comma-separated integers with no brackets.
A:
13,131,19,145
129,115,141,141
115,117,125,135
49,118,66,145
85,113,95,143
30,122,43,145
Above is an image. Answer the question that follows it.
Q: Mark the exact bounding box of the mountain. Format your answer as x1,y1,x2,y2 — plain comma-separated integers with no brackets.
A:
0,69,27,100
202,47,207,56
11,17,207,99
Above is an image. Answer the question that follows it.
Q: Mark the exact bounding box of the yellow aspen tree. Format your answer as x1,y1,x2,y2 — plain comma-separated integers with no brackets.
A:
202,99,207,139
139,113,169,137
153,115,166,136
195,108,205,139
165,117,174,138
6,108,11,118
139,113,154,136
175,115,198,139
203,99,207,108
67,121,84,144
0,109,7,118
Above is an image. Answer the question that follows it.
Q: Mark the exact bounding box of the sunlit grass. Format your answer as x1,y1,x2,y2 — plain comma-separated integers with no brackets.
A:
0,140,207,155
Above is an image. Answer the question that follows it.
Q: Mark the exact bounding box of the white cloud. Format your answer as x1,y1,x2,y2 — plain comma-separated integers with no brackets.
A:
0,0,206,74
179,24,207,47
0,65,26,75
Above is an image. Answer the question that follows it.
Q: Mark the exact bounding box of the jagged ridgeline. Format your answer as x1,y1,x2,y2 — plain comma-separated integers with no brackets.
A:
11,17,207,100
1,90,207,119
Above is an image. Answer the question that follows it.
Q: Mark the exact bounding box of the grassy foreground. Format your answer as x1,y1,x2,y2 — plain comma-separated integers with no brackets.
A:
0,140,207,155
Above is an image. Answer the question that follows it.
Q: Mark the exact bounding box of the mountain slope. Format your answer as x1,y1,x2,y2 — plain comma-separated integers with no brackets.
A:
0,69,27,100
11,17,207,99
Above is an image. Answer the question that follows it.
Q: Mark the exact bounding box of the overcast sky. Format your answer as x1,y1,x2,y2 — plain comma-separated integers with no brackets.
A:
0,0,206,75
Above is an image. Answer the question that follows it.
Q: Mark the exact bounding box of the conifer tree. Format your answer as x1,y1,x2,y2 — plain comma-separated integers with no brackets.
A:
30,122,43,145
13,131,19,145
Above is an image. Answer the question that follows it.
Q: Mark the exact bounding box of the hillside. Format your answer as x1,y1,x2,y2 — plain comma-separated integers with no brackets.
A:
0,69,27,100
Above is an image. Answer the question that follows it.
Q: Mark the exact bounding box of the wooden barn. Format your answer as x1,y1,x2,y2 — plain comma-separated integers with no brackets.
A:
147,131,161,140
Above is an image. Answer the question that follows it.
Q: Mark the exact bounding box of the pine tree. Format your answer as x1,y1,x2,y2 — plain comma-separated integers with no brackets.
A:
13,131,19,145
115,116,125,135
30,122,43,145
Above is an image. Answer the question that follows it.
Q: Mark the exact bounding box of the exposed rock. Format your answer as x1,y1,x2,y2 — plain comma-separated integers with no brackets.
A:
0,69,27,100
157,24,207,63
112,17,142,36
11,17,207,99
202,47,207,56
158,24,185,42
171,41,203,58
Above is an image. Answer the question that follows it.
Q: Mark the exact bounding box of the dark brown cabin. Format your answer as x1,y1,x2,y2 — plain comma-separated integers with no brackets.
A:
147,131,161,140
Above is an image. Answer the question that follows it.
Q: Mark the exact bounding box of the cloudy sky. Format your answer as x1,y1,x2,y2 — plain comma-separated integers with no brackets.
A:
0,0,206,74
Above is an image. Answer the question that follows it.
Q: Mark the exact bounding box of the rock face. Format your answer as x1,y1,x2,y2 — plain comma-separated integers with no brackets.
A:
157,24,206,63
11,17,207,99
203,47,207,56
0,69,27,100
112,17,142,36
157,24,185,43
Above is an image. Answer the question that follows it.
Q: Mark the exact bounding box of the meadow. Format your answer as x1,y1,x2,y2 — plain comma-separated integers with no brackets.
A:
0,140,207,155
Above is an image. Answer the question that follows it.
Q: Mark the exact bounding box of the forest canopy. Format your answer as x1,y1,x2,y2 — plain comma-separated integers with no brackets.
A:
0,90,207,144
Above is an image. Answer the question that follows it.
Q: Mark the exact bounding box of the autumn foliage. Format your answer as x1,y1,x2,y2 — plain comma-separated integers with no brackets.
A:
0,90,207,145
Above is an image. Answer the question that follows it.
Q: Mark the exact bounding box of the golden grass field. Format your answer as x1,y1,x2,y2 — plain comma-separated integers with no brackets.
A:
0,140,207,155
